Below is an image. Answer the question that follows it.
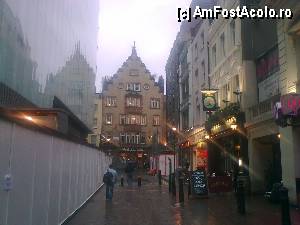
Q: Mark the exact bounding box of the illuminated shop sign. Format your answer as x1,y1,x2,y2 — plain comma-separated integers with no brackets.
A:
280,94,300,116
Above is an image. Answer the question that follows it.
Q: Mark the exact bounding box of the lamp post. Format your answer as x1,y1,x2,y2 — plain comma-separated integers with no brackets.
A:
172,127,177,172
233,88,242,106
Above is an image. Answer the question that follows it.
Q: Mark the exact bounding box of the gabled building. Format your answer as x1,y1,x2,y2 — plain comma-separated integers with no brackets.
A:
45,43,96,129
101,45,166,162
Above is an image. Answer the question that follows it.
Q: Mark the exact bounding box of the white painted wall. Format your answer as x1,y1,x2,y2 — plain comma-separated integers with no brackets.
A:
0,119,111,225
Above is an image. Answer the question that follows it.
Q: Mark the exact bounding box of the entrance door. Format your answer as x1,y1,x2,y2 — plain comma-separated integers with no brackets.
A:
253,134,282,192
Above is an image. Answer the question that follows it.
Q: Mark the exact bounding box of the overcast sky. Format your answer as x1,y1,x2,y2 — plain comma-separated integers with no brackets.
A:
96,0,191,91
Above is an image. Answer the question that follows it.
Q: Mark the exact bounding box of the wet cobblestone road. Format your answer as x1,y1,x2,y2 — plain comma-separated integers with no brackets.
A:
65,175,300,225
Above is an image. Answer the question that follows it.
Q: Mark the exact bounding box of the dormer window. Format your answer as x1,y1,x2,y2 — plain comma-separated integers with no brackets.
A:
126,83,141,92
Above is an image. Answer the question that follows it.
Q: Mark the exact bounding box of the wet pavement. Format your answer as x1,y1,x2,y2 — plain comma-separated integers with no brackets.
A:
65,174,300,225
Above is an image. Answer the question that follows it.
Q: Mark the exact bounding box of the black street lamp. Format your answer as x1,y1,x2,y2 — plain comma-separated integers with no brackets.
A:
233,88,242,105
172,127,177,172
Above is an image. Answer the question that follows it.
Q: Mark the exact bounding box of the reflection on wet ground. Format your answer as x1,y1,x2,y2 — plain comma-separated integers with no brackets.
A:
65,175,300,225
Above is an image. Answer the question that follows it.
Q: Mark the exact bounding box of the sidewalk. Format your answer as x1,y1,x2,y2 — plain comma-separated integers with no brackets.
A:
65,175,300,225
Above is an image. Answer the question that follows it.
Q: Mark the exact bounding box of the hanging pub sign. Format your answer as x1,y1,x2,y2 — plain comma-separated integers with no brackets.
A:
191,168,208,196
202,90,217,111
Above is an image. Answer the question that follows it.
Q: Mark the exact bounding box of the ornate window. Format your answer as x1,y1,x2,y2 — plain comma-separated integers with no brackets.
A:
126,96,141,107
119,114,147,125
126,83,141,91
105,96,116,106
120,132,142,144
120,114,126,125
153,115,160,126
105,114,112,125
141,115,147,125
143,83,150,90
150,98,160,109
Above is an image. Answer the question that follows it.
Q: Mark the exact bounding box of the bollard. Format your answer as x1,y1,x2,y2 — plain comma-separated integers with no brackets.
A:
179,177,184,203
236,179,246,214
120,177,124,187
138,176,142,187
168,159,172,193
172,173,176,197
169,173,172,193
280,186,291,225
158,170,162,185
188,177,191,198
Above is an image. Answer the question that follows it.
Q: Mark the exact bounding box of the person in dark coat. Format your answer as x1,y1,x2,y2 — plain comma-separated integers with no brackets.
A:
125,162,134,186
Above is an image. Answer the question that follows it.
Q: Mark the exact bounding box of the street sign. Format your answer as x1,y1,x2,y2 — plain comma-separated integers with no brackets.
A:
191,169,208,196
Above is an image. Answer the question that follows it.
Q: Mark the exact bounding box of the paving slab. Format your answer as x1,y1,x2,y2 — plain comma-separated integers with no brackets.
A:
65,175,300,225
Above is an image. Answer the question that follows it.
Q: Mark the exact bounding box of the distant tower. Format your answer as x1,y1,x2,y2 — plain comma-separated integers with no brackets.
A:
44,43,96,128
158,75,164,93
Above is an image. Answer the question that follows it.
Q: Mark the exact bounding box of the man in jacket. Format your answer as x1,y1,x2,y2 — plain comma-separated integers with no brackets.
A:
103,164,117,200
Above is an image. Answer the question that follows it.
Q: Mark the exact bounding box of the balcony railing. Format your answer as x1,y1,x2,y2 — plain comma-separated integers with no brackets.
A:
123,124,142,132
124,106,143,114
246,95,280,125
119,143,146,148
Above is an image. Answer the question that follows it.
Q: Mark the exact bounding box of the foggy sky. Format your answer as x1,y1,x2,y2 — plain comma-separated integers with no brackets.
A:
97,0,191,91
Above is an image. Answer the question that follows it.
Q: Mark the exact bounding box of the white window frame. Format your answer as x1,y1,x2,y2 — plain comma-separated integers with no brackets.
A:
150,98,160,109
105,114,112,125
120,133,125,144
106,96,116,106
135,133,140,144
141,115,147,125
126,83,133,91
120,114,126,125
126,133,130,143
134,83,141,91
126,96,141,107
153,115,160,126
126,83,141,92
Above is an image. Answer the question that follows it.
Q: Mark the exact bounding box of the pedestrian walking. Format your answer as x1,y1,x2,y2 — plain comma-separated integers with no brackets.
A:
125,162,134,186
103,164,117,200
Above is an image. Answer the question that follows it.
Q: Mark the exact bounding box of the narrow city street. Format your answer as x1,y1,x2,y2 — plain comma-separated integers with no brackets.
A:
1,1,300,224
65,174,300,225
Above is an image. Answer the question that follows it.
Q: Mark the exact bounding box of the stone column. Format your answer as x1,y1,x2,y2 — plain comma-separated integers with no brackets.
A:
280,126,298,204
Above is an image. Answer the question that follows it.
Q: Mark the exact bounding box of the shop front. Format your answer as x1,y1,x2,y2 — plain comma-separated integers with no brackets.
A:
205,103,249,192
205,104,248,176
179,127,208,172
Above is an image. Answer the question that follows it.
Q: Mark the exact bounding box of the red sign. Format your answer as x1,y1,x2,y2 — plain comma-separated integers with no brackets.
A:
198,149,208,158
196,149,208,169
256,46,279,83
208,176,232,193
280,94,300,116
